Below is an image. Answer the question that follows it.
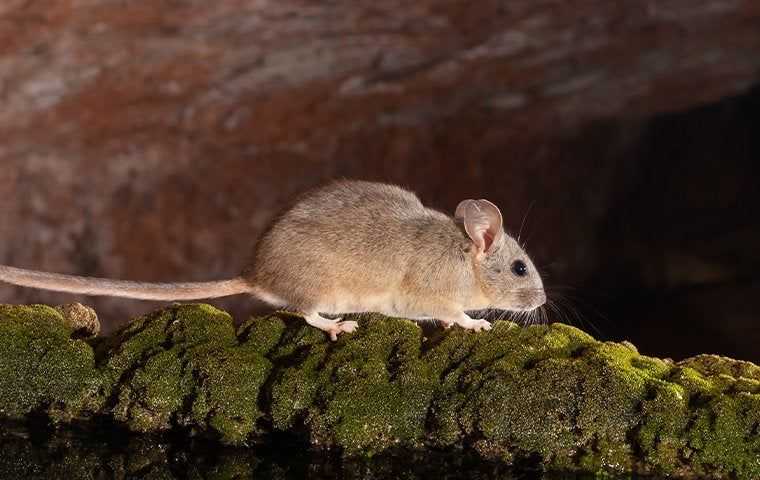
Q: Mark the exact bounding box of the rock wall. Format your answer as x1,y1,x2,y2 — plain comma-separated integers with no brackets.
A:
1,1,759,360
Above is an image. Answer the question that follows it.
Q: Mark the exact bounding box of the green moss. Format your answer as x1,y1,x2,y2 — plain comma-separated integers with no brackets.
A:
684,394,760,478
102,304,275,444
636,379,689,474
429,325,641,472
236,313,288,356
680,354,760,381
267,319,330,432
269,314,436,454
0,305,99,420
0,303,758,478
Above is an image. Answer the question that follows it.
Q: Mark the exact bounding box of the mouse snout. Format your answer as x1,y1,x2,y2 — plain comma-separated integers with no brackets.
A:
524,288,546,311
503,287,546,312
535,289,547,308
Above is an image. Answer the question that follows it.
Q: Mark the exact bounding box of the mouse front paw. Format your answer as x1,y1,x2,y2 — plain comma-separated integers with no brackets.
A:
331,319,359,341
451,315,492,332
465,319,492,332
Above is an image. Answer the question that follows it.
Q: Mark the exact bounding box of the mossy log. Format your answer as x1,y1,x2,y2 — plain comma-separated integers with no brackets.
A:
0,304,758,479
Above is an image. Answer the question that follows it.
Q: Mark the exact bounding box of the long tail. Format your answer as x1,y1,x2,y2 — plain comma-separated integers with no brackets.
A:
0,265,252,301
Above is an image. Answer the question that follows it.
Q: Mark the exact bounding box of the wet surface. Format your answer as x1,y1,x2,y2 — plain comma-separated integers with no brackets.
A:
0,423,641,480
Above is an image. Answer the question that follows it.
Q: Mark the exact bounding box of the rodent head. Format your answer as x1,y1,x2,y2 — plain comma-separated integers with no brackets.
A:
456,199,546,311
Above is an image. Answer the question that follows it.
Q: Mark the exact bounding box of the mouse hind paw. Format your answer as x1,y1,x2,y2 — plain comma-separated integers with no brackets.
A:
303,313,359,341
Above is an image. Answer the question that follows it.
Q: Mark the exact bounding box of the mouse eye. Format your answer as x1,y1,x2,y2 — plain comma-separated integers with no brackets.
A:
511,260,527,277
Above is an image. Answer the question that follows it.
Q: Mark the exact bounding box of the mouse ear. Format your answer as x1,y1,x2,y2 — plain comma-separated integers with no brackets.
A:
455,199,504,255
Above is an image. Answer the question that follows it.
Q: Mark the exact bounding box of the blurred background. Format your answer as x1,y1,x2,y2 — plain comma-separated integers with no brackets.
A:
0,1,758,362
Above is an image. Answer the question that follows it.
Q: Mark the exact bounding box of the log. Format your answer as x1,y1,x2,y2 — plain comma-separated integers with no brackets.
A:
0,303,757,479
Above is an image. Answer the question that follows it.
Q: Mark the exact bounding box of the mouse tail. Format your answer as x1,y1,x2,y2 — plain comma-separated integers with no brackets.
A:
0,265,252,301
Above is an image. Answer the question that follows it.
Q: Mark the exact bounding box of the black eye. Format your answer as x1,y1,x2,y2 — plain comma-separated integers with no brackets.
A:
511,260,527,277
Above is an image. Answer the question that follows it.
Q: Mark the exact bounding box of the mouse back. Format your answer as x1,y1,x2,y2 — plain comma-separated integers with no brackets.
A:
246,180,453,307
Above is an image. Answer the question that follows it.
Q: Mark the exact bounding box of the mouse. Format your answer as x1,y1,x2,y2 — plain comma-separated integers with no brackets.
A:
0,180,546,340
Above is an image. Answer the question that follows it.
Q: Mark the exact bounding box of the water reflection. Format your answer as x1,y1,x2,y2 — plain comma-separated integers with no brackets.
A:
0,424,633,480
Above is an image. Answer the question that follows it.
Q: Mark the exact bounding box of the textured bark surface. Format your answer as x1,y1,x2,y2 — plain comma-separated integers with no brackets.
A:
0,304,758,479
1,1,760,356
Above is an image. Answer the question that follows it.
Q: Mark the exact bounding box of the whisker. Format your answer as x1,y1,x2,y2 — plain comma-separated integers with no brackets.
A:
542,283,611,339
548,298,569,326
554,292,607,338
516,200,536,245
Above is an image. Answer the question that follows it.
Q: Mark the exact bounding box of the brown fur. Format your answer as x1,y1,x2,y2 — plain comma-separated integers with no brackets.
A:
246,180,545,320
0,180,546,339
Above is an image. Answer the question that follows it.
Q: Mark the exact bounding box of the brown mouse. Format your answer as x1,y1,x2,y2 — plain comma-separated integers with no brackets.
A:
0,180,546,340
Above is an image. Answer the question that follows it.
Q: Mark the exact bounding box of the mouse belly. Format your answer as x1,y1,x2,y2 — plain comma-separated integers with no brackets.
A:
318,291,424,318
